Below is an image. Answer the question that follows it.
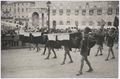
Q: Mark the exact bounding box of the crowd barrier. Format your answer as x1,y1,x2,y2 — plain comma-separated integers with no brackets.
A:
1,36,25,49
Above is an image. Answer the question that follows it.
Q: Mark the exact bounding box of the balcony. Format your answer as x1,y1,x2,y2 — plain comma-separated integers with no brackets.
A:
1,17,13,19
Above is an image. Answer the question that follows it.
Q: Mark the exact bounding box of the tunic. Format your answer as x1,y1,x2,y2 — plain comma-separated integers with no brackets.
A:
95,33,104,47
106,33,115,47
80,36,90,57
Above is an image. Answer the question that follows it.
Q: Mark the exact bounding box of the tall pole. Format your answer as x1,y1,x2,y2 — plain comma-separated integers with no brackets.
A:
47,1,51,33
48,6,50,32
42,13,44,27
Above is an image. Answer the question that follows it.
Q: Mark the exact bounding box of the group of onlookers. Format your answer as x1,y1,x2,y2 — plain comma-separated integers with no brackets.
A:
1,29,19,49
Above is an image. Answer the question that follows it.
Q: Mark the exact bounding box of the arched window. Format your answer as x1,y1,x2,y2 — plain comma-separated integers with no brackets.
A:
32,12,39,26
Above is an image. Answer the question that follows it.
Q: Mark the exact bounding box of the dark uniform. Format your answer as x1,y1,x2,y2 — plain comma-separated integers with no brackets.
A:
96,34,104,48
80,35,90,57
106,33,115,47
80,34,96,57
77,27,94,76
105,28,116,61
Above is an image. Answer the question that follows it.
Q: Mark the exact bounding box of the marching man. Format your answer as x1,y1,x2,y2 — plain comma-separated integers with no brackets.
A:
76,27,95,76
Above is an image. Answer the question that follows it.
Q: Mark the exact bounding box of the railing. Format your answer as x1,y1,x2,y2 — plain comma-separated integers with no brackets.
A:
1,17,13,19
1,36,26,49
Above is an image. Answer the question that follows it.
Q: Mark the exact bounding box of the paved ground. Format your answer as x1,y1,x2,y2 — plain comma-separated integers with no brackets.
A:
1,44,118,78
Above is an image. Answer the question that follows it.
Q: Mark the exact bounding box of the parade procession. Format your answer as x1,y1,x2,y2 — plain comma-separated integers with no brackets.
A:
1,1,119,78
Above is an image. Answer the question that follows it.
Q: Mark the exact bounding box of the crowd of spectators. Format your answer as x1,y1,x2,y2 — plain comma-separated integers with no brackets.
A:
1,29,19,49
1,24,118,49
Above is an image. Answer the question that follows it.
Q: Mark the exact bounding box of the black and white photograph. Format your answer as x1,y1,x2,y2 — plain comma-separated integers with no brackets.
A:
1,0,119,78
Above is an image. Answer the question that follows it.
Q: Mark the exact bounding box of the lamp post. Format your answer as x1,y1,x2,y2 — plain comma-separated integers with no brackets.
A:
46,1,51,32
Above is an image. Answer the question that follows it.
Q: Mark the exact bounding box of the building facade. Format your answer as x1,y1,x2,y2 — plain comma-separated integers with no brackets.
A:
1,2,14,23
1,1,119,30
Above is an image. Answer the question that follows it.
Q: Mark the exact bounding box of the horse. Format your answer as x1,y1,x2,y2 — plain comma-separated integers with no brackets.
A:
19,33,48,52
42,32,83,65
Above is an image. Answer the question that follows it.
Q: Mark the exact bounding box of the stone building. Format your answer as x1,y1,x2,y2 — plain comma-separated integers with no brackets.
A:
1,1,119,30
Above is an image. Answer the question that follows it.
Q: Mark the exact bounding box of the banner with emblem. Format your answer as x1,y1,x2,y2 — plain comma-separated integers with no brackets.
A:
57,33,70,40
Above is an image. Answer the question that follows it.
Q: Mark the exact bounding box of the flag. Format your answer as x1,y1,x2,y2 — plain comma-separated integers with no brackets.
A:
113,16,119,28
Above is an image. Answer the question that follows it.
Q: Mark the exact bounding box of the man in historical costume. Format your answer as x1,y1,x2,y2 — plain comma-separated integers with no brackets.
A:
76,27,94,76
105,28,116,61
95,29,105,56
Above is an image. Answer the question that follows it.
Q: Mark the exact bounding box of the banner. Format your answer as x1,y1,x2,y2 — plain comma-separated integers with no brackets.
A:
57,34,70,40
47,34,56,40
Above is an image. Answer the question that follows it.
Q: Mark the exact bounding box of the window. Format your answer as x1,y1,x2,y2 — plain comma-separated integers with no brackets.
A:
89,21,94,26
59,21,63,25
52,9,56,15
22,8,24,12
66,21,70,25
14,4,16,7
18,7,19,12
66,9,71,15
6,8,8,11
97,8,102,15
53,20,56,28
46,21,48,26
9,8,11,11
26,8,28,12
59,9,63,15
116,7,119,15
82,21,86,26
89,9,94,15
75,9,79,15
107,8,112,15
75,21,78,26
97,21,101,26
14,8,16,13
82,9,86,15
108,22,112,26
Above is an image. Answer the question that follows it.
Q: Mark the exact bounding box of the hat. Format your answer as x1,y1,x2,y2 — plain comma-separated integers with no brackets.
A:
84,27,91,33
